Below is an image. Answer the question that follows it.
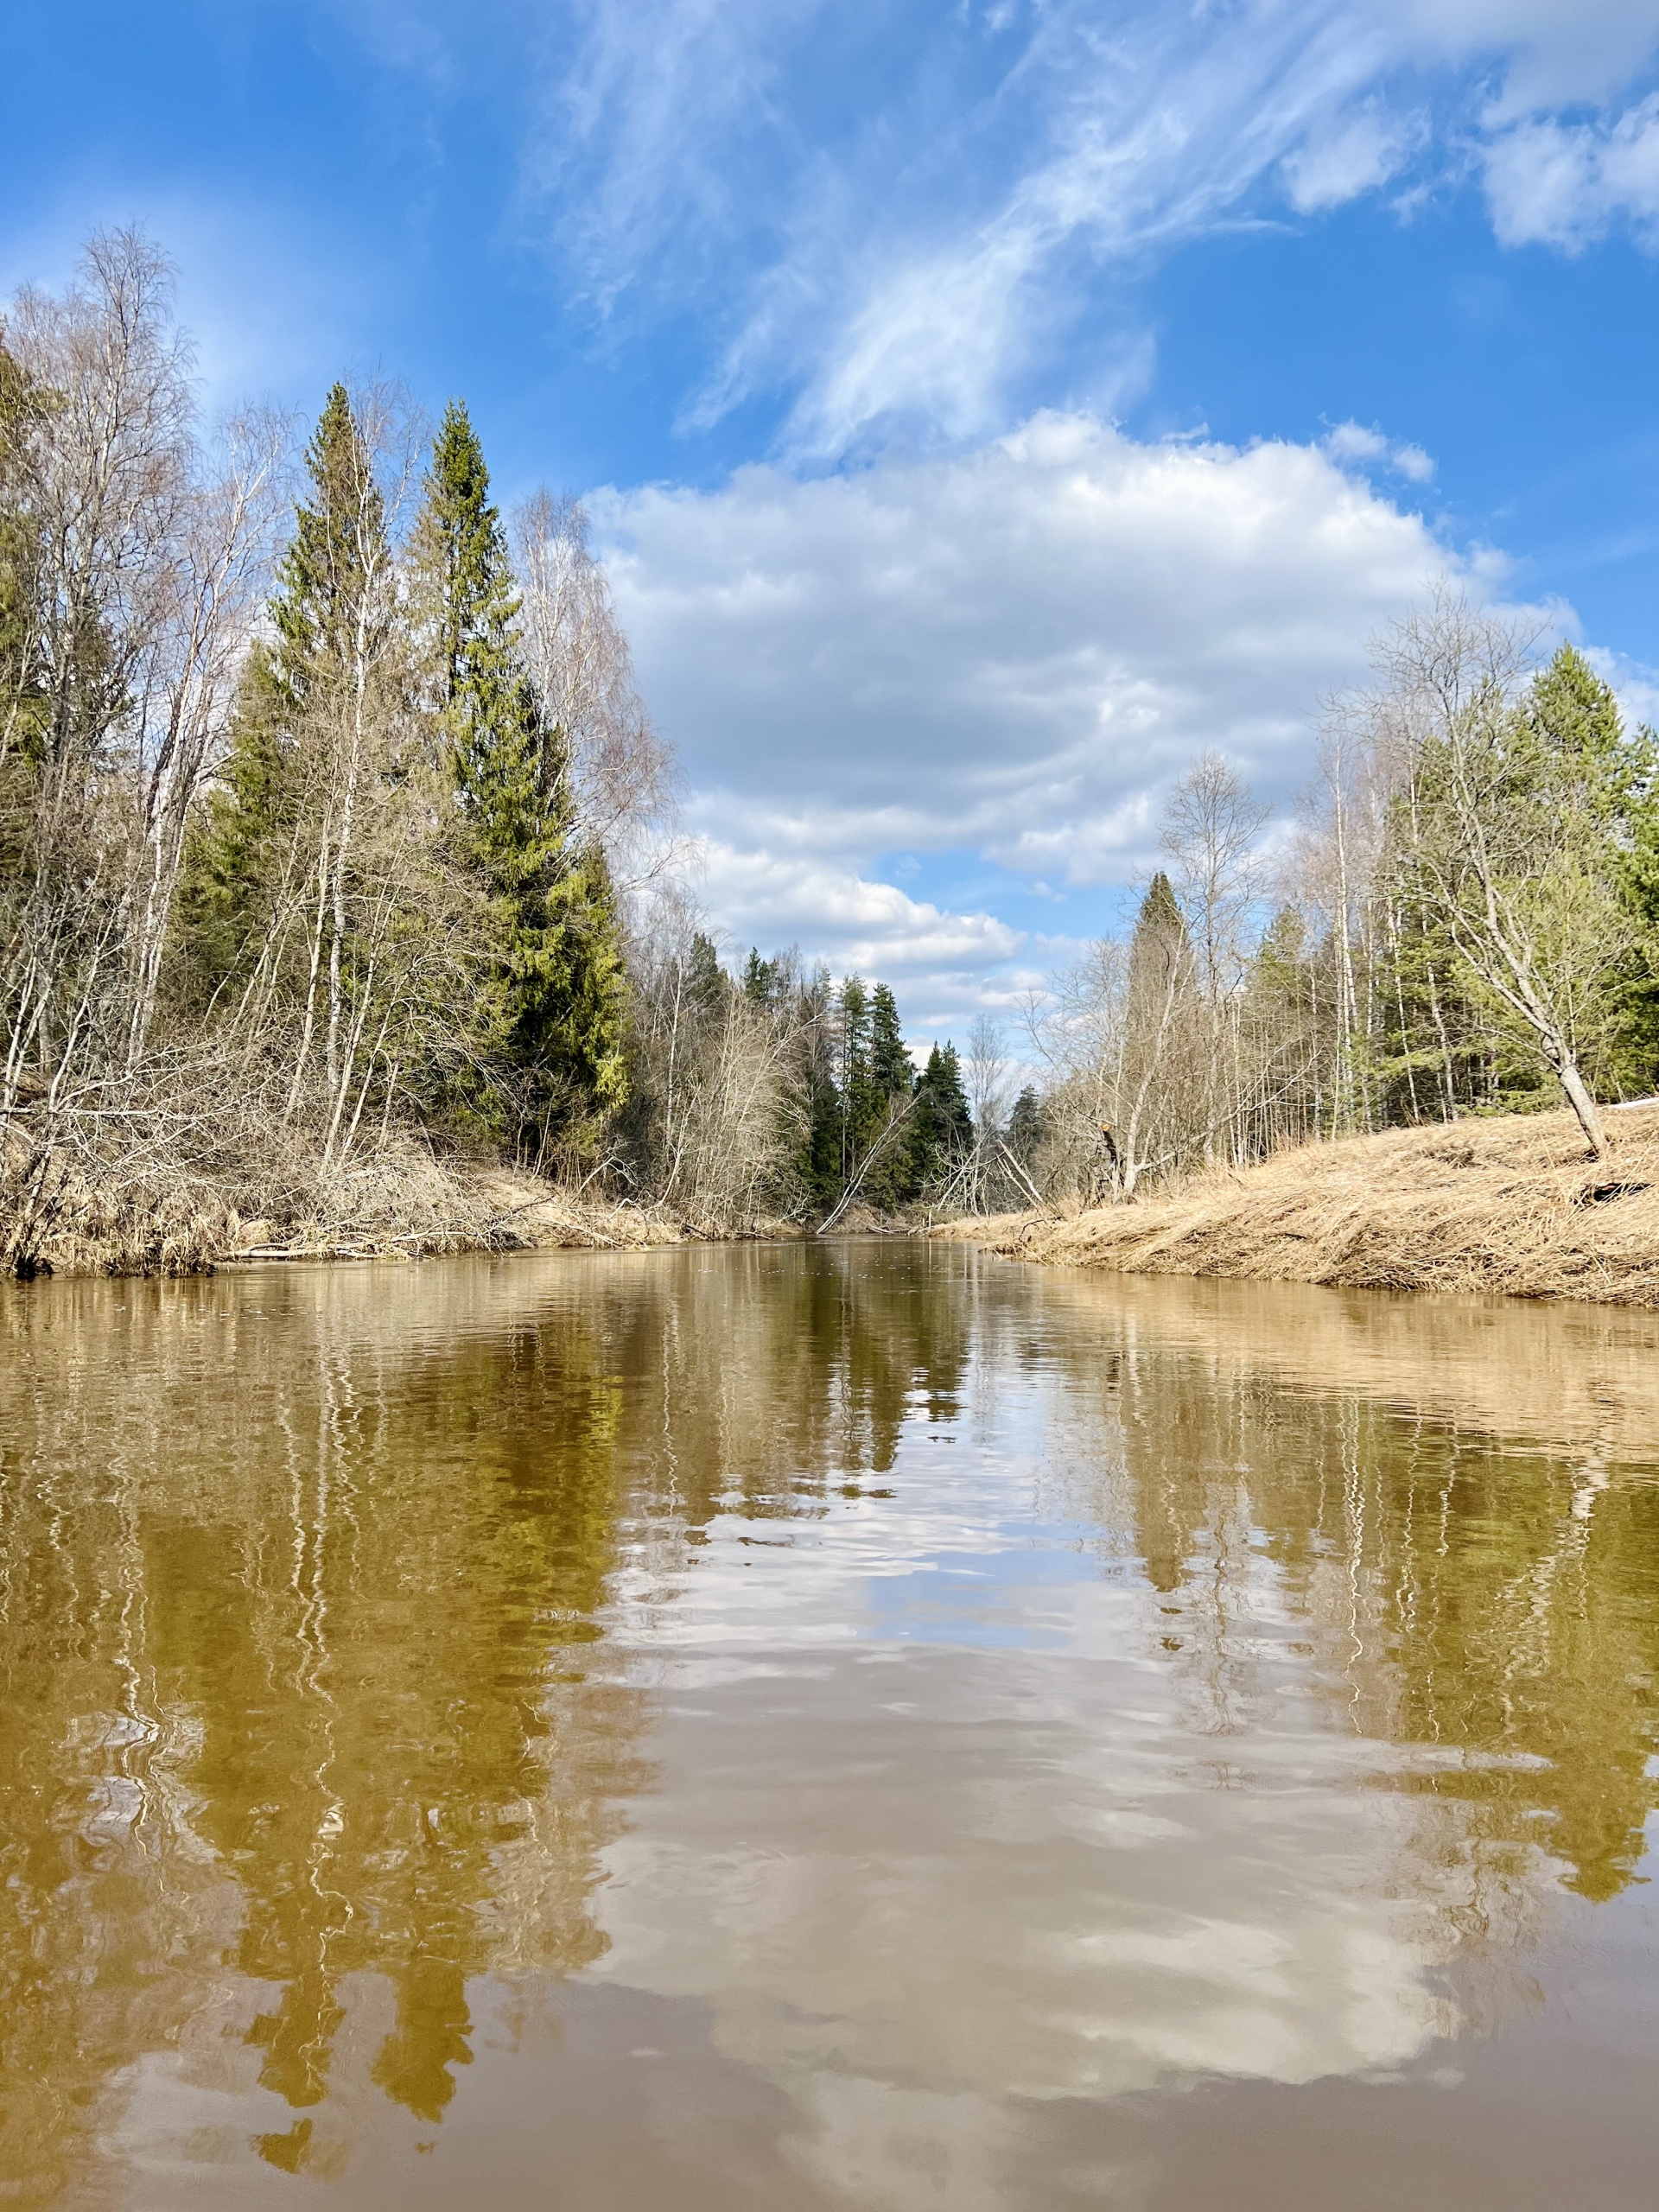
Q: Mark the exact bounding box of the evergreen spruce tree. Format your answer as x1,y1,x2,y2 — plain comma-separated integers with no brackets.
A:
682,933,728,1033
782,963,843,1215
930,1042,972,1152
410,399,520,766
408,399,629,1155
1128,871,1192,998
861,981,918,1207
1525,644,1659,1093
181,384,390,994
868,984,914,1100
273,383,391,699
837,975,874,1182
742,948,782,1005
1006,1085,1045,1165
908,1041,972,1192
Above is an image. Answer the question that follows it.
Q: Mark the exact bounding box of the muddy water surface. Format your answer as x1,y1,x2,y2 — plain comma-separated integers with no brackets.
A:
3,1241,1658,2209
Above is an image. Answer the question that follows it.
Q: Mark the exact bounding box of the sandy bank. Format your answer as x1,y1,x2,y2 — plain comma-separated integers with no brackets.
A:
938,1104,1659,1309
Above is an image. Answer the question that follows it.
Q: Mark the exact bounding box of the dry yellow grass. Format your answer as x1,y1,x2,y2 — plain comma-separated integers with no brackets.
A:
0,1128,691,1279
939,1103,1659,1308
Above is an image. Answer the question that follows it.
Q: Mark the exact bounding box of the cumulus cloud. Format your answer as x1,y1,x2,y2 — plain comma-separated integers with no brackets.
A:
598,410,1450,871
1281,106,1418,212
1482,93,1659,249
1369,0,1659,114
591,412,1496,1003
684,840,1037,1028
1324,420,1437,480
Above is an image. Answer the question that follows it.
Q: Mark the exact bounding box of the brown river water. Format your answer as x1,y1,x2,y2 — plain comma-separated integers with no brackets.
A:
3,1240,1658,2209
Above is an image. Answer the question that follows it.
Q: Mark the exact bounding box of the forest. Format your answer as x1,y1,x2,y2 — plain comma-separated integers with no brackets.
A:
3,231,1659,1276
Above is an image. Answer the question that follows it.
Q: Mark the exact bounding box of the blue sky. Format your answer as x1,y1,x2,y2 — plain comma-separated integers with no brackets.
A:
6,0,1659,1034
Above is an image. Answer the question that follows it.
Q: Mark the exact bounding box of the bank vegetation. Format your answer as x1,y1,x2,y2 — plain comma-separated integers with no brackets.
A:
9,231,1659,1285
0,232,995,1276
949,575,1659,1306
942,1103,1659,1307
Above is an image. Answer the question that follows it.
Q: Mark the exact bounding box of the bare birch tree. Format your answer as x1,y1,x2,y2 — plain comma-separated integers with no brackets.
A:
2,230,203,1106
1379,595,1628,1157
513,491,676,880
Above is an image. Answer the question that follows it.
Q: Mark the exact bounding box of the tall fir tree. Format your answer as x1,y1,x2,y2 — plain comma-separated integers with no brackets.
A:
1524,645,1659,1092
908,1040,972,1192
861,982,919,1207
410,398,520,774
1006,1085,1045,1165
408,400,628,1154
1128,872,1192,998
837,974,874,1181
270,383,391,702
868,983,914,1100
741,947,783,1006
181,384,391,992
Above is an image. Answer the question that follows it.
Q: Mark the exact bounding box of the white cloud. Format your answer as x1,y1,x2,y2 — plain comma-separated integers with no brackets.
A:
1369,0,1659,113
537,0,1659,454
685,840,1033,1024
595,412,1485,998
1482,92,1659,249
1324,420,1437,480
1282,105,1418,211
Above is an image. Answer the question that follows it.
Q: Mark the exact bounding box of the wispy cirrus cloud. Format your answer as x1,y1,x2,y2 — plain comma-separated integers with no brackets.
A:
524,0,1659,456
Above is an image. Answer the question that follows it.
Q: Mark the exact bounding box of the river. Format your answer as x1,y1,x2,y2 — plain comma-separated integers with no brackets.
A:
3,1240,1657,2209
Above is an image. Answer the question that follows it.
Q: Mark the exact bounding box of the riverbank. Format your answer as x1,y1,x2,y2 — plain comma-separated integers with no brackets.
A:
0,1124,707,1279
937,1104,1659,1307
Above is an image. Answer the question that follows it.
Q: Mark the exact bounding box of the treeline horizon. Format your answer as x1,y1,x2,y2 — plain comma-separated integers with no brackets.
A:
5,229,1658,1275
0,228,1015,1268
1026,598,1659,1201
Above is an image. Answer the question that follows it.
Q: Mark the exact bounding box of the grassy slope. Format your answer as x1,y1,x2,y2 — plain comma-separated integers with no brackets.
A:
939,1104,1659,1307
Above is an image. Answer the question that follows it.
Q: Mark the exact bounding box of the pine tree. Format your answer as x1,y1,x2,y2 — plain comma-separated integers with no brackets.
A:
1525,645,1638,817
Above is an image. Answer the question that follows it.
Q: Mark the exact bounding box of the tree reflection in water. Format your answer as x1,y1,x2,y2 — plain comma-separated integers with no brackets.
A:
0,1247,1655,2206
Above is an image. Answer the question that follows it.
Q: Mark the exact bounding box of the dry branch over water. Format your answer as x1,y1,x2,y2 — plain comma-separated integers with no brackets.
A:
940,1104,1659,1308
